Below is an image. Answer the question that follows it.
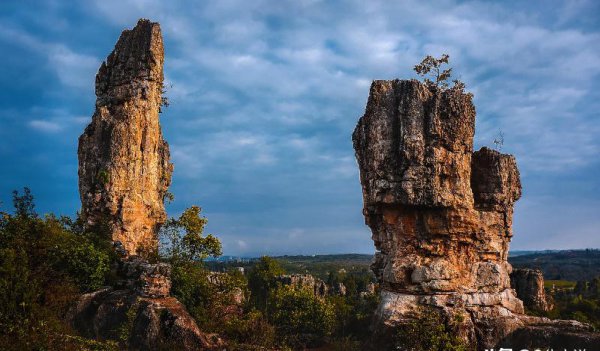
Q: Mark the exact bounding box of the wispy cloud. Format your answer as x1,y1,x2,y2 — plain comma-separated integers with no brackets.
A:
0,25,99,90
1,0,599,255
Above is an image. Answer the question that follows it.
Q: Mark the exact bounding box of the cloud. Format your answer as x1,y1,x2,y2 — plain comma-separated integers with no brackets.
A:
25,109,89,134
83,0,600,254
1,0,599,255
0,25,99,90
28,120,62,133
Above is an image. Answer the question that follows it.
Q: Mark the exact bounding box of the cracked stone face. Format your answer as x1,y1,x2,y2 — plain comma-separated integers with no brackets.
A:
354,80,600,349
78,19,173,257
353,79,525,346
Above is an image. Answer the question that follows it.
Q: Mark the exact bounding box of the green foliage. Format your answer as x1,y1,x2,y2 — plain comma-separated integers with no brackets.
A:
414,54,467,92
221,310,277,348
44,216,111,292
223,256,380,348
12,187,36,218
160,205,222,264
329,293,379,340
170,262,216,326
160,204,232,335
247,256,285,312
0,188,115,350
395,308,468,351
544,275,600,330
118,300,140,343
96,169,110,185
163,191,175,204
159,82,171,113
414,54,452,88
269,285,335,348
1,189,382,350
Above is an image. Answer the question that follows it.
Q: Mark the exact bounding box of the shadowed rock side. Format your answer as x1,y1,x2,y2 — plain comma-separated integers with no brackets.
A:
352,79,600,349
511,268,553,312
78,18,173,257
68,260,223,350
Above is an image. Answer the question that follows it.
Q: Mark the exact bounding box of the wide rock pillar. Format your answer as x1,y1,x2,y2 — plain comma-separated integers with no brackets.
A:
353,79,524,347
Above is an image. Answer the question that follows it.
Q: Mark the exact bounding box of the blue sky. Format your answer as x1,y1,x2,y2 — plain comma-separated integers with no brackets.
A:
0,0,599,256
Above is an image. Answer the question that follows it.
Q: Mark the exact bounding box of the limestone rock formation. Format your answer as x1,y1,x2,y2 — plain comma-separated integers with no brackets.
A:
78,18,173,257
353,79,600,349
119,256,173,298
71,19,221,351
68,255,225,350
68,287,223,350
276,274,329,296
511,268,553,312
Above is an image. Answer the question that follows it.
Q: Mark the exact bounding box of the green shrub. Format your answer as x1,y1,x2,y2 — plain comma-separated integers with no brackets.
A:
247,256,285,312
0,188,114,349
394,308,468,351
222,310,277,348
269,285,335,348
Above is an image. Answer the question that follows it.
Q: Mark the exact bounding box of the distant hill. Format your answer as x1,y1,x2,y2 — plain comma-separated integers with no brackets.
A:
206,254,374,280
273,254,373,279
508,249,600,281
207,250,600,282
508,250,561,257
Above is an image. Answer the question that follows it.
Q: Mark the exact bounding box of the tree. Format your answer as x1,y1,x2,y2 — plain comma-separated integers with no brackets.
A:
247,256,285,313
0,189,114,350
159,205,222,263
414,54,453,88
574,280,588,295
159,82,171,113
12,187,36,218
493,130,505,151
269,285,335,348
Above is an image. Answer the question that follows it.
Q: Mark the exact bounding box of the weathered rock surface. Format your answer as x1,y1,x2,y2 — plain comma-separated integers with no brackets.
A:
78,18,173,257
118,256,172,298
72,19,220,351
353,79,599,349
68,255,225,350
68,287,223,350
511,268,553,312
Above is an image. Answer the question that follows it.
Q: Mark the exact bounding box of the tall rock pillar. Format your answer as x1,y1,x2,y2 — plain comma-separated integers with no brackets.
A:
78,19,173,256
70,20,223,350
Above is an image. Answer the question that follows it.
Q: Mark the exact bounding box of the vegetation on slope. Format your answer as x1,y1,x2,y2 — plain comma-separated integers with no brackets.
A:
0,188,117,350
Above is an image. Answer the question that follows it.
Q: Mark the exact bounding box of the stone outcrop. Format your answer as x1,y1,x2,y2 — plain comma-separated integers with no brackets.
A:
119,256,172,298
276,274,329,296
68,255,224,350
71,19,221,351
353,79,600,349
78,18,173,257
68,286,223,350
511,268,553,312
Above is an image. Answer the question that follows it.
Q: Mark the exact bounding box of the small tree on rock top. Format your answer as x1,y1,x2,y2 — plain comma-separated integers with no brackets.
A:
414,54,453,89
